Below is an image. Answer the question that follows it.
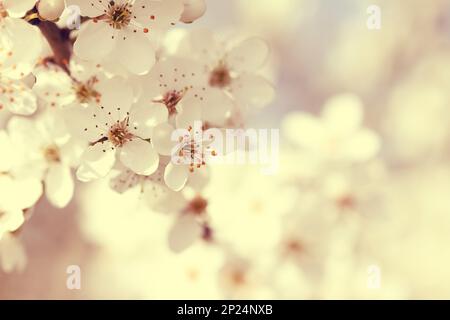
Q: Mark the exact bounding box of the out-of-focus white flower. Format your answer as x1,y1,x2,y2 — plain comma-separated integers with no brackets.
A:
282,93,380,164
178,30,274,117
65,78,164,181
234,0,316,36
218,254,274,299
167,193,212,252
0,132,43,234
7,112,82,208
1,0,36,18
68,0,184,74
0,174,42,239
270,261,312,299
0,3,42,115
372,165,450,298
383,53,450,162
0,232,27,273
204,164,297,257
33,59,110,108
319,254,408,299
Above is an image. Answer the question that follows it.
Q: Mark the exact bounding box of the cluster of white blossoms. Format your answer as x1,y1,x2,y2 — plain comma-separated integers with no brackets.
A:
0,0,275,272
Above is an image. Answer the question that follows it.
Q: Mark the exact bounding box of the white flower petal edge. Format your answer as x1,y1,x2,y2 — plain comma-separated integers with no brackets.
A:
4,0,37,17
0,209,24,239
168,214,202,253
76,143,117,182
153,122,177,156
45,163,75,208
119,139,159,176
227,37,270,73
0,233,27,273
164,162,189,191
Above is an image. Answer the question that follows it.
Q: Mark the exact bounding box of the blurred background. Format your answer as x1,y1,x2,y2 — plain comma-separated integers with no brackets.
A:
2,0,450,299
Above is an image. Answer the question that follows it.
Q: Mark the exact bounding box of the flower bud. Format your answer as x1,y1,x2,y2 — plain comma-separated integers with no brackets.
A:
180,0,206,23
37,0,65,21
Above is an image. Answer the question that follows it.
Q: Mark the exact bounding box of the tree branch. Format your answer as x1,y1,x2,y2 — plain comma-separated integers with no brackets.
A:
37,20,72,74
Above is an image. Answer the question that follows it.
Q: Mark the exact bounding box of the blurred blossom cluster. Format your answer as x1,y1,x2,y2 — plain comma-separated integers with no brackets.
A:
1,0,450,300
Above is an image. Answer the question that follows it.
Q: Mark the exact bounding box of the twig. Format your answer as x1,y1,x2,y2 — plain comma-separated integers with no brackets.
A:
37,20,72,74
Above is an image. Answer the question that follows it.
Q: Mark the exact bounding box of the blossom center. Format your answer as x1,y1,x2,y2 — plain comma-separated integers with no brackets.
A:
108,118,134,147
229,269,247,287
209,64,231,88
162,90,183,116
106,1,132,29
285,239,305,255
186,195,208,215
336,194,356,210
74,77,100,104
43,145,61,163
0,3,7,20
176,127,217,172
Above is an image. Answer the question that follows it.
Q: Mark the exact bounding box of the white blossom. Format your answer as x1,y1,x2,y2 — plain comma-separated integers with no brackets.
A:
69,0,184,74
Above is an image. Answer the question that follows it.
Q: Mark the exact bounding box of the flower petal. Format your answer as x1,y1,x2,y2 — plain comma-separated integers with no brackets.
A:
4,0,36,17
0,233,27,272
230,74,274,110
200,88,233,125
0,209,24,236
9,178,43,209
112,29,155,75
0,80,37,116
0,131,13,172
152,122,177,156
76,142,116,182
74,20,117,62
322,93,364,135
134,0,184,29
129,101,168,139
341,129,381,162
96,76,134,112
62,104,104,142
186,166,210,191
228,37,269,72
168,214,202,253
176,96,202,129
0,18,42,78
282,113,325,149
33,66,75,107
164,162,188,191
45,163,74,208
119,139,159,175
